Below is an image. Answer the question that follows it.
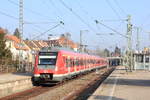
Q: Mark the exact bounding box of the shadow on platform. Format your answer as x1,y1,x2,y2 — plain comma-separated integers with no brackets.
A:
91,95,124,100
104,78,150,87
12,72,33,76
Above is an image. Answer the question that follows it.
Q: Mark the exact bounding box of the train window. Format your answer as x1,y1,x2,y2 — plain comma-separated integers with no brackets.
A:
82,59,84,66
66,58,72,67
72,59,75,67
84,59,86,66
74,59,76,66
73,59,76,67
79,59,82,66
70,59,73,67
38,52,58,65
85,59,87,66
66,58,69,67
76,59,79,66
63,57,66,66
80,59,82,66
39,52,58,56
78,59,81,66
81,59,84,66
92,60,94,64
98,61,100,64
39,58,56,65
88,60,90,64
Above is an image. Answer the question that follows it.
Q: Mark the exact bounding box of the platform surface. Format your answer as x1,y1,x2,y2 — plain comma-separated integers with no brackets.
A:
0,72,32,84
88,66,150,100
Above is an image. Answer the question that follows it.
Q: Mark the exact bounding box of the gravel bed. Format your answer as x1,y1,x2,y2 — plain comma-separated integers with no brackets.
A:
29,67,112,100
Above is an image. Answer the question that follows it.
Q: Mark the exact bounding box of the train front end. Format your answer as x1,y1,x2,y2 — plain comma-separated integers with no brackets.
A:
32,51,59,84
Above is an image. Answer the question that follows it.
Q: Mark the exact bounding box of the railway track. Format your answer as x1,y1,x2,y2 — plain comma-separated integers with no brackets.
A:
0,67,115,100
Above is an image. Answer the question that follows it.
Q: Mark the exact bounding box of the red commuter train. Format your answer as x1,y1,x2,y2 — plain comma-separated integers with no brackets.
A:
32,47,108,85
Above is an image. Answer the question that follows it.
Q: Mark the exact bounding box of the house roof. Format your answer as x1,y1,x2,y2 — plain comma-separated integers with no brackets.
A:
24,40,38,50
14,43,29,51
40,40,48,47
23,40,48,51
47,36,79,49
0,28,6,34
32,41,43,48
5,34,20,43
5,34,29,50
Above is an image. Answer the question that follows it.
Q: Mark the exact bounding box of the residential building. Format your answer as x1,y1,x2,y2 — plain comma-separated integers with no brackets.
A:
5,34,29,61
47,35,79,51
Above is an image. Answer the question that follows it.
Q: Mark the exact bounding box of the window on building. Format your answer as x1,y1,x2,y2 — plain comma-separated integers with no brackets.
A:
145,57,149,63
136,55,143,63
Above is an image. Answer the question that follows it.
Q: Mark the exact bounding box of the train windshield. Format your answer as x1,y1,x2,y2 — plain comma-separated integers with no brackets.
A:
38,52,58,65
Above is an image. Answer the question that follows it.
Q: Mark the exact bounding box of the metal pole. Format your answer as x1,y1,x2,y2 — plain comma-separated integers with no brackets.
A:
19,0,24,71
134,54,136,71
80,30,88,52
149,54,150,71
136,27,140,52
80,30,82,52
126,15,132,72
144,54,146,70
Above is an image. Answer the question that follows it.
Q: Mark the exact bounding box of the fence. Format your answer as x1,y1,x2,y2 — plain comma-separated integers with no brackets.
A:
0,58,33,74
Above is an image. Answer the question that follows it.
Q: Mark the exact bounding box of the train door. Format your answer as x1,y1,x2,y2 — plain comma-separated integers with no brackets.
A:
74,57,77,72
84,58,86,70
76,58,79,71
62,55,67,74
70,57,74,72
67,56,71,73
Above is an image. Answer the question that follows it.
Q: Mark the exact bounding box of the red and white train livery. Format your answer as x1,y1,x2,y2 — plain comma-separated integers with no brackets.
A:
32,47,108,84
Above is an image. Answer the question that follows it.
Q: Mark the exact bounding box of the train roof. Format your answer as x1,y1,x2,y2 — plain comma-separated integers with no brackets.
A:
40,47,105,59
40,47,76,53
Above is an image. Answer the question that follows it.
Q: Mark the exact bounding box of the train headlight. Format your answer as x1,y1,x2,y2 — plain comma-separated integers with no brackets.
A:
55,66,58,71
34,74,40,77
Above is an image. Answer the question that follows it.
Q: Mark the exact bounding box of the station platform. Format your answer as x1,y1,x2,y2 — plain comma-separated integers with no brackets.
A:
0,72,32,83
0,72,33,98
88,66,150,100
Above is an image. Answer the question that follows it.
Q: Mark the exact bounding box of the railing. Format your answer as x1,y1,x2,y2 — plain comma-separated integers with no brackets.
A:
0,58,33,74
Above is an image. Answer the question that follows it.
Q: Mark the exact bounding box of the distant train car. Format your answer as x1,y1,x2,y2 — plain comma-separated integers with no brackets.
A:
32,47,108,85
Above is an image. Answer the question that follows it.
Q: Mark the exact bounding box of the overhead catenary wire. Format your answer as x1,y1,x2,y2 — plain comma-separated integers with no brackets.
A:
0,10,49,35
41,0,72,33
51,0,74,33
24,21,60,24
47,0,64,20
59,0,96,33
105,0,121,19
140,13,150,28
0,9,50,39
97,19,126,22
95,20,128,38
75,0,97,27
75,0,94,20
0,10,18,20
7,0,55,21
32,23,63,40
113,0,127,16
76,0,89,15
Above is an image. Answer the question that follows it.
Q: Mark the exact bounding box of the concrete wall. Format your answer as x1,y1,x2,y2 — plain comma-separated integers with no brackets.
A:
0,78,33,98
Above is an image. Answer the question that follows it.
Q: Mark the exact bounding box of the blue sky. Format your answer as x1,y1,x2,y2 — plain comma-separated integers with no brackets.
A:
1,0,150,51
